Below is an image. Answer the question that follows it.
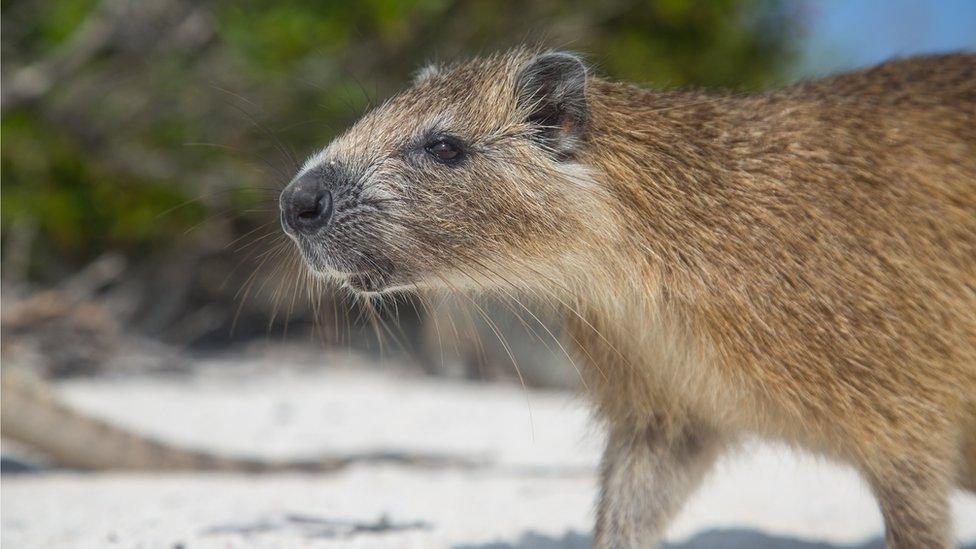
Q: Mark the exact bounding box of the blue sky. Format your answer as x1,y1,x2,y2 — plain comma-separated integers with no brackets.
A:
797,0,976,76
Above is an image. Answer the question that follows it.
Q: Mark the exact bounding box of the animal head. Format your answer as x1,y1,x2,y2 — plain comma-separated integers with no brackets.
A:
280,49,615,295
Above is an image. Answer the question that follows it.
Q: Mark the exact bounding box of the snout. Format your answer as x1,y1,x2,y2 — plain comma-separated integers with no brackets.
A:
280,172,333,235
278,164,400,290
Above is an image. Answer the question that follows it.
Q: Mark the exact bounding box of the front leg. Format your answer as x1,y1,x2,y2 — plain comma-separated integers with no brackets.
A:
594,418,725,549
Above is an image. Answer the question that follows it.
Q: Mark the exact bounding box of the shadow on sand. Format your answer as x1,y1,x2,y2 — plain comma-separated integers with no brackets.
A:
456,530,976,549
455,529,894,549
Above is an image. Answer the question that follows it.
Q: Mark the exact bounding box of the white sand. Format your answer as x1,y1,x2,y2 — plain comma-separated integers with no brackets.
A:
3,355,975,548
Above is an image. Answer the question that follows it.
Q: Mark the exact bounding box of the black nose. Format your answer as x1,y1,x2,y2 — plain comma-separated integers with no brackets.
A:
281,173,333,234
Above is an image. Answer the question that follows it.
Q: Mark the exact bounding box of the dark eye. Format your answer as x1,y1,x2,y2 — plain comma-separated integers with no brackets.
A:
425,138,463,164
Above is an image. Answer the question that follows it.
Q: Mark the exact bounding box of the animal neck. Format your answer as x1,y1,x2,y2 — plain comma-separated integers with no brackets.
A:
571,80,739,304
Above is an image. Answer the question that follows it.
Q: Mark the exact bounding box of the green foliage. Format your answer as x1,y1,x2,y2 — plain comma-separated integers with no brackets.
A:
1,113,206,264
1,0,800,280
4,0,99,56
596,0,798,88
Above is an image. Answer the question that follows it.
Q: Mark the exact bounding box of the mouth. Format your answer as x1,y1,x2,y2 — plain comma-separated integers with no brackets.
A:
303,254,400,294
304,264,394,294
286,229,403,294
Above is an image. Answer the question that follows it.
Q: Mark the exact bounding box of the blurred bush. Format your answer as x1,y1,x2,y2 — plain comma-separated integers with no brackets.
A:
1,0,802,353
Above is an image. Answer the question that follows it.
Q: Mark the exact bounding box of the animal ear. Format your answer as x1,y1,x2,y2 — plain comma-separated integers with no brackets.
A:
515,51,588,159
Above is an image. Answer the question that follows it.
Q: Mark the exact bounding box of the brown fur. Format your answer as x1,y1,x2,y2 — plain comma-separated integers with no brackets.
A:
282,49,976,547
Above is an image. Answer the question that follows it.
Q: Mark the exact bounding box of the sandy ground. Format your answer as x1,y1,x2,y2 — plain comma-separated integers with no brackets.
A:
3,353,975,548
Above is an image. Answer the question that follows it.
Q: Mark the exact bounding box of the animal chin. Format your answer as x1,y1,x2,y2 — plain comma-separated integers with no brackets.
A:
344,270,391,293
296,240,399,293
304,262,390,294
